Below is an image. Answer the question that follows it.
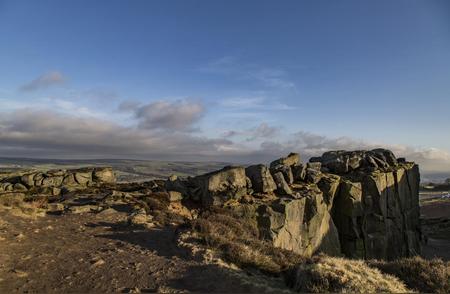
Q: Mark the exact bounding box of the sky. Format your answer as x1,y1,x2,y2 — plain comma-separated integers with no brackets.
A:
0,0,450,173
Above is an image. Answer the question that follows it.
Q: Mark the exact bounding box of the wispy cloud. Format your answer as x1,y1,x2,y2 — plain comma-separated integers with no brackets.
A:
200,56,297,91
222,123,281,142
219,96,296,111
19,71,66,92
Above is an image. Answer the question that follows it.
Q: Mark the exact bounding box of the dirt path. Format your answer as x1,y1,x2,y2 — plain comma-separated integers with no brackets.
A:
420,198,450,261
422,238,450,261
0,209,289,293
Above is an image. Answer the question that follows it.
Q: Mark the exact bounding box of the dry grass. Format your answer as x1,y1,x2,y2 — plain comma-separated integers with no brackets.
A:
191,207,422,293
191,207,308,275
285,255,409,293
0,194,47,219
368,256,450,293
137,192,186,226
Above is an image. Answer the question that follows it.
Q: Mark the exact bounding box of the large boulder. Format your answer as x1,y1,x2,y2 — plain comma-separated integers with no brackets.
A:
165,174,191,198
245,164,276,194
305,168,323,184
74,170,92,185
255,190,341,256
93,167,115,183
332,163,421,260
191,166,247,207
311,149,400,174
292,163,307,182
0,167,117,197
272,172,293,195
41,176,64,187
270,164,294,184
20,173,37,188
270,153,300,168
317,174,341,209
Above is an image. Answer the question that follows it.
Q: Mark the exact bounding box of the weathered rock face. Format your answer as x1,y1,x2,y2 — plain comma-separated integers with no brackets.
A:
172,149,420,260
245,164,276,194
311,149,399,174
159,153,341,257
0,167,116,197
190,166,247,207
234,184,341,257
312,150,421,260
272,172,293,195
270,152,300,168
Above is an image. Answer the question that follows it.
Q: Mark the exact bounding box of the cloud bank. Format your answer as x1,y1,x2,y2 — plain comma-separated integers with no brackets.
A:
1,108,449,173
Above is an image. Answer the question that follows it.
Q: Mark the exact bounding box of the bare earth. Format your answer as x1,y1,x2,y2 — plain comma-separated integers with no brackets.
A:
0,209,288,293
420,198,450,261
0,197,449,292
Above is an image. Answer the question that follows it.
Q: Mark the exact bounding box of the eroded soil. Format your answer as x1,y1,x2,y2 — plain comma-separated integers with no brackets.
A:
0,206,289,293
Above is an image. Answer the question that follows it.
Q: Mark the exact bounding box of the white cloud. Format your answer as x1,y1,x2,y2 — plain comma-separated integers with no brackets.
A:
0,107,448,174
19,71,66,92
120,99,205,131
0,109,232,159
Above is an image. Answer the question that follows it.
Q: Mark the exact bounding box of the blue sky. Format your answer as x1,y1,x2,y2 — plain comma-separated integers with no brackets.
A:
0,0,449,172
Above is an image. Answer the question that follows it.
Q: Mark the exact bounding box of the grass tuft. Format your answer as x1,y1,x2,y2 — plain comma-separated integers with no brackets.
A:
191,207,307,275
286,255,409,293
368,256,450,293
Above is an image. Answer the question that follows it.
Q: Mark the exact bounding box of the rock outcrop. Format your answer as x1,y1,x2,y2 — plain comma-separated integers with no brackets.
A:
1,148,420,261
164,153,343,257
245,164,276,194
0,167,116,197
312,149,421,260
162,149,420,260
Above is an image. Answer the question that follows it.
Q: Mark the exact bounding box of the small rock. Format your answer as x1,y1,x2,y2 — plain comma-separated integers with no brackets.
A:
13,183,28,192
97,207,118,215
69,205,98,214
91,258,105,266
11,269,28,278
46,203,65,213
128,209,154,228
167,190,183,202
15,233,25,239
306,162,322,171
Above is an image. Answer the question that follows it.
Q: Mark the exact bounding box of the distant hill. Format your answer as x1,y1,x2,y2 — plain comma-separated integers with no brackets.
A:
0,157,229,183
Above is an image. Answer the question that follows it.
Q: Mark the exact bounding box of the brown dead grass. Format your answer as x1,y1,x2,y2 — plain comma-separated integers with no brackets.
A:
191,207,308,275
286,255,409,293
0,194,47,219
368,256,450,293
191,207,418,293
137,192,186,226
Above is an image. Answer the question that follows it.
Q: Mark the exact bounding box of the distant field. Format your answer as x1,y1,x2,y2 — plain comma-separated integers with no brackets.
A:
0,157,230,182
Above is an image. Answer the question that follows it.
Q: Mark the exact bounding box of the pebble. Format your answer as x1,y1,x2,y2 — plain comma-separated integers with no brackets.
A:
11,269,28,278
91,258,105,266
